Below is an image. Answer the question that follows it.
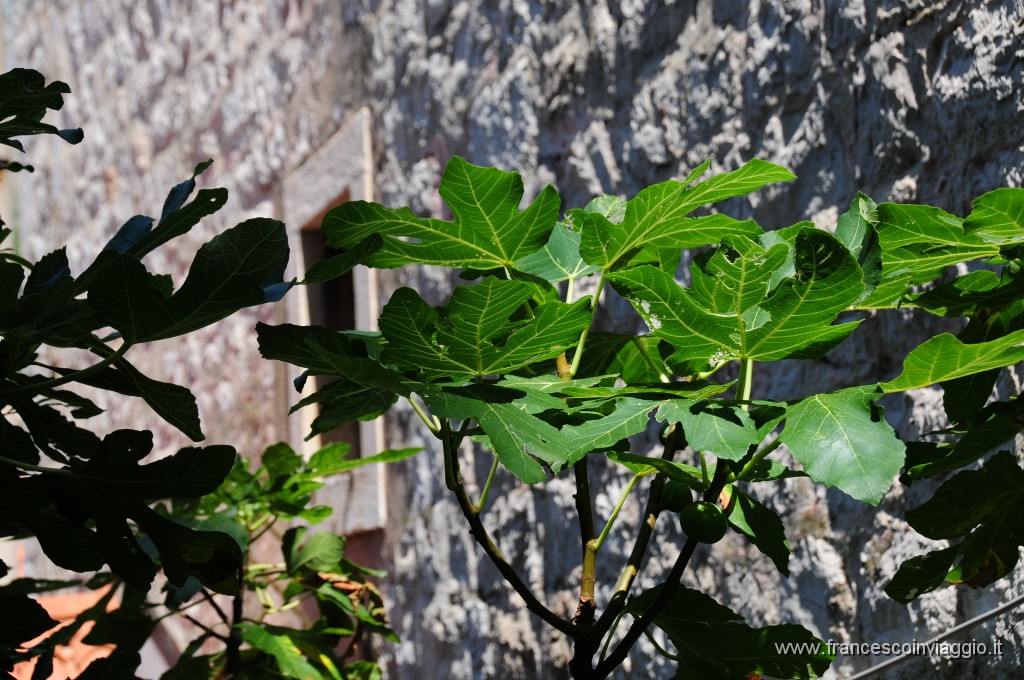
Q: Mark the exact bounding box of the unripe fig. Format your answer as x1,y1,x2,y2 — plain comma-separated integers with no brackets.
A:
660,480,693,513
678,500,728,544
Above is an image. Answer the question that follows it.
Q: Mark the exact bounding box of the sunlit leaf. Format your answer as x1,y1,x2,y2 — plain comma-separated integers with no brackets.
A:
379,279,591,379
880,329,1024,393
779,386,904,504
962,187,1024,245
657,399,758,461
580,159,790,271
322,156,559,268
609,228,862,367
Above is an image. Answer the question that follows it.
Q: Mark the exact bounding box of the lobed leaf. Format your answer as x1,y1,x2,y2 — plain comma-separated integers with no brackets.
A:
424,384,654,482
579,159,791,271
322,156,559,269
608,228,863,367
90,218,290,342
379,278,591,379
892,452,1024,596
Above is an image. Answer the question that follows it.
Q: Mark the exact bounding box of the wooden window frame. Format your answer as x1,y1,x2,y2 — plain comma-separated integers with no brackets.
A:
282,108,387,535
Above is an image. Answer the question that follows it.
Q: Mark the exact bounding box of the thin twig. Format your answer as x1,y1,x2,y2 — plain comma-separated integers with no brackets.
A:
182,614,230,644
440,420,574,636
201,589,231,626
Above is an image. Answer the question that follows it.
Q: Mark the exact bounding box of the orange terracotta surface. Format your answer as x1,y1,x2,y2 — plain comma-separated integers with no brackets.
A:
11,587,116,680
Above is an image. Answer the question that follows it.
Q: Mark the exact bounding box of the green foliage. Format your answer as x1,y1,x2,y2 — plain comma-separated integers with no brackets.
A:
0,68,82,155
261,152,1024,679
154,441,407,680
625,585,833,680
0,65,403,680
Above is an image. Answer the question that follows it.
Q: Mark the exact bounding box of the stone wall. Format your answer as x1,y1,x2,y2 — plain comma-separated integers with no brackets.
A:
5,1,1024,678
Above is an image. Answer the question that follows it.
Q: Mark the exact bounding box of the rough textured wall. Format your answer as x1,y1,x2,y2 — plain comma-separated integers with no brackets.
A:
5,1,1024,679
355,2,1024,679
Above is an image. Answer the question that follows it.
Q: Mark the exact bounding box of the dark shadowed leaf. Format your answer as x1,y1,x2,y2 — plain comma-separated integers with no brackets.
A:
899,452,1024,592
906,399,1024,479
303,234,383,284
77,437,235,500
727,489,790,576
89,218,289,342
573,333,670,384
627,585,832,679
131,506,241,595
0,594,58,645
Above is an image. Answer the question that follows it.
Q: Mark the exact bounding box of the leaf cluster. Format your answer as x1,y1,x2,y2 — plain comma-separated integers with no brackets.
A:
261,155,1024,678
158,441,414,680
0,68,293,678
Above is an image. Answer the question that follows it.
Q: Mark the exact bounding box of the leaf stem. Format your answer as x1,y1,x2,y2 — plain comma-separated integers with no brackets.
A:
1,341,131,399
642,627,681,661
634,339,670,383
568,274,606,378
597,609,626,663
695,360,727,380
0,455,72,476
593,474,641,552
476,455,499,512
407,394,440,434
736,357,755,405
735,437,783,481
